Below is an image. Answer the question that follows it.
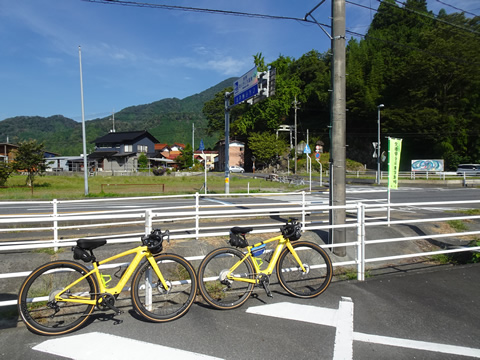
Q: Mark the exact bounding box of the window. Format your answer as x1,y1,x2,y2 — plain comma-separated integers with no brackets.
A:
137,145,148,153
124,145,132,152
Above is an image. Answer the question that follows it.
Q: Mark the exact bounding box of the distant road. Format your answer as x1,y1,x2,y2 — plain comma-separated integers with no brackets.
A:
0,185,479,216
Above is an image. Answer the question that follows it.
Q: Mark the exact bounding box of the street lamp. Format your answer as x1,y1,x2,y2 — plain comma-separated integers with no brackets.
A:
377,104,384,185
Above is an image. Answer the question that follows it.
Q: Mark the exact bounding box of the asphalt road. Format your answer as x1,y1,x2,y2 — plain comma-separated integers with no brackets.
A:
1,185,479,216
2,263,479,360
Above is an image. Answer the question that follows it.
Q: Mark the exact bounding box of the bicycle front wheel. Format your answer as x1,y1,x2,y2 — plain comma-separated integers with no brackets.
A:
276,241,333,298
131,254,197,322
18,260,98,336
197,247,255,310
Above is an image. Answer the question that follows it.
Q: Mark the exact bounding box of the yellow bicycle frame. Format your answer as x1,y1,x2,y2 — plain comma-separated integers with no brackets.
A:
226,235,307,285
54,245,169,306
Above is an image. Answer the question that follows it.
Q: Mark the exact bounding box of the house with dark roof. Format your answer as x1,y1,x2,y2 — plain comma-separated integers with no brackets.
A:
88,130,159,173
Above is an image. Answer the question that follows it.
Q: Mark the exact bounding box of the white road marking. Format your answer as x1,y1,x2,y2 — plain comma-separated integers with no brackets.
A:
333,297,354,360
247,301,480,359
246,301,338,327
33,332,223,360
354,332,480,358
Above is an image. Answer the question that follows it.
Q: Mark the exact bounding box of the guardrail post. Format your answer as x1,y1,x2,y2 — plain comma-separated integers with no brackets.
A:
195,192,200,240
144,209,152,235
356,203,366,281
53,199,59,252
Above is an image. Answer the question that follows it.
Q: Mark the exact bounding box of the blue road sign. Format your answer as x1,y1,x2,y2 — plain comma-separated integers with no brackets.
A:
234,67,258,105
199,139,205,151
304,144,311,154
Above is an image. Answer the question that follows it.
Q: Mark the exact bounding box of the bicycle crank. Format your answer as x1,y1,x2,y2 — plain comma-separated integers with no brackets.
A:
257,274,273,298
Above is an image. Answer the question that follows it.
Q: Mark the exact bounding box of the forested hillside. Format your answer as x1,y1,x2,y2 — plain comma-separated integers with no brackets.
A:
204,0,480,171
0,78,235,155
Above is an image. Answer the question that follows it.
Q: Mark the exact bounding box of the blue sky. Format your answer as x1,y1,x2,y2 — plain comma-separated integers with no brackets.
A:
0,0,477,126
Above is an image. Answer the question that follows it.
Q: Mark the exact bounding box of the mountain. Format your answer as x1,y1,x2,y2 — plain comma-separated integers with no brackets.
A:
0,78,235,155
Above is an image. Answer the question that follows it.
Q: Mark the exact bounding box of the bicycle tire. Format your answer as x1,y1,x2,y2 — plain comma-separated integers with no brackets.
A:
131,253,197,322
18,260,98,336
276,241,332,298
197,247,255,310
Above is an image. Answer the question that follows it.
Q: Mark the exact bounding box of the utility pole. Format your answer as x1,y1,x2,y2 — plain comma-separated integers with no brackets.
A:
78,46,89,196
330,0,347,256
111,109,115,132
293,96,300,174
192,123,195,164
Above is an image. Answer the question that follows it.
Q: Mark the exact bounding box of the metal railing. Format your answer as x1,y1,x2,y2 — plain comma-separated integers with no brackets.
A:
1,192,479,308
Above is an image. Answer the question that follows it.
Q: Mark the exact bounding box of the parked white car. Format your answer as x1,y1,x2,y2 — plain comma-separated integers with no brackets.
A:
456,164,480,176
229,165,244,173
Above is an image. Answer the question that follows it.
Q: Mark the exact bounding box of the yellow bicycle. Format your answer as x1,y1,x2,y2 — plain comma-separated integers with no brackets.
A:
18,229,197,336
197,219,333,310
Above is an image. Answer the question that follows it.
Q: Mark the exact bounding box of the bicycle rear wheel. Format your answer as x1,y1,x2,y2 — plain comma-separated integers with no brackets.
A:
197,247,255,310
276,241,332,298
18,260,98,335
131,254,197,322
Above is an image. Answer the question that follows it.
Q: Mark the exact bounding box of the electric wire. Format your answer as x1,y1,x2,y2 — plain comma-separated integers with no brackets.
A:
383,0,480,36
84,0,479,65
81,0,310,24
435,0,479,18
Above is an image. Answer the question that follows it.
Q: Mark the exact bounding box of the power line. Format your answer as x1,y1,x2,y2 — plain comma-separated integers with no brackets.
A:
345,0,480,36
435,0,479,17
380,0,480,36
81,0,309,23
83,1,479,68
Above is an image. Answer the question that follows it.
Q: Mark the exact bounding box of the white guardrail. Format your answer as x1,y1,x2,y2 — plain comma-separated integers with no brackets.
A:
1,192,480,308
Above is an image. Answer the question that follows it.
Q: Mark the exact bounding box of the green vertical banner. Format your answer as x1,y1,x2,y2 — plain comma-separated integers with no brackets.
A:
388,137,402,189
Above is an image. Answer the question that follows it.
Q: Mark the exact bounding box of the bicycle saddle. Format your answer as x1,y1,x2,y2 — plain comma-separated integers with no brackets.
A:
230,227,253,235
76,238,107,250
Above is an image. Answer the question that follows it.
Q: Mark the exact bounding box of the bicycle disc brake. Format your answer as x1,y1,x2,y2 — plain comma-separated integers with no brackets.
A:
156,280,173,295
218,269,233,286
299,263,310,275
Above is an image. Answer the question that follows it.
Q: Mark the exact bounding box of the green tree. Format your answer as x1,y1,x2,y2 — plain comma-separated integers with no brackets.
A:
138,152,148,171
248,132,287,169
0,162,15,186
176,144,194,169
13,140,48,187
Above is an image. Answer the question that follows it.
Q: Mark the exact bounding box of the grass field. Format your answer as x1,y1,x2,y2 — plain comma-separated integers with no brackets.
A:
0,173,298,200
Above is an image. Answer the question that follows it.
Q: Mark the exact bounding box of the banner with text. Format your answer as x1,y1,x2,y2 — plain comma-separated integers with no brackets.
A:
388,137,402,189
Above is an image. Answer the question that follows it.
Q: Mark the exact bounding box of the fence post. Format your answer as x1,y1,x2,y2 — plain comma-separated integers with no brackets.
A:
195,192,200,240
301,191,306,231
356,203,366,281
144,209,152,235
53,199,59,252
